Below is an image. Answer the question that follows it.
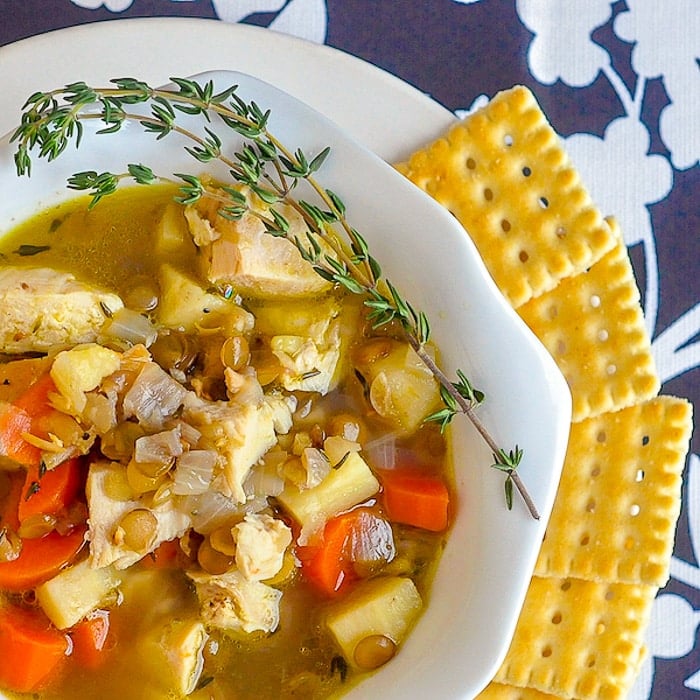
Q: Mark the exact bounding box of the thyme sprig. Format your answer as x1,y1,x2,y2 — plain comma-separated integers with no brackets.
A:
11,77,538,518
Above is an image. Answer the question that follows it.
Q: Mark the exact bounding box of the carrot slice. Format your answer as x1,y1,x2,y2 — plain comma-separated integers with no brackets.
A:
71,609,111,669
0,526,86,592
0,403,41,467
379,469,450,532
301,512,360,596
18,457,83,524
13,372,58,418
0,604,69,693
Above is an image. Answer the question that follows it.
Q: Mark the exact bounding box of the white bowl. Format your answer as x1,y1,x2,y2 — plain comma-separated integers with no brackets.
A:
0,70,571,699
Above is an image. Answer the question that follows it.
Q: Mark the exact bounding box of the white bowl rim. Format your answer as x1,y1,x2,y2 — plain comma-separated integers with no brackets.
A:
0,69,571,699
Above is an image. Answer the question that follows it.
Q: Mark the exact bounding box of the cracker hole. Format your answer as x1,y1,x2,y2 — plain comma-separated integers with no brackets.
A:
556,339,567,355
522,166,531,177
596,430,607,444
551,612,562,625
591,466,601,478
586,498,596,513
560,580,572,591
466,157,476,170
580,534,590,546
590,294,601,308
500,219,511,233
605,590,615,601
636,469,646,482
484,187,494,201
541,646,552,658
606,363,617,375
597,329,609,342
595,621,606,635
539,196,549,209
642,435,650,446
587,655,596,668
630,504,641,517
548,305,559,320
519,250,529,263
504,134,513,147
556,226,567,238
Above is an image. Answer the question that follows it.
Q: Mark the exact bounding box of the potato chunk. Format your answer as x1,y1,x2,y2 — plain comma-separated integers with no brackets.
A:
36,558,121,629
325,576,423,668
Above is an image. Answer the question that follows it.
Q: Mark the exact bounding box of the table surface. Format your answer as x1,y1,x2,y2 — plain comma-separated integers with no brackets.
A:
1,3,698,699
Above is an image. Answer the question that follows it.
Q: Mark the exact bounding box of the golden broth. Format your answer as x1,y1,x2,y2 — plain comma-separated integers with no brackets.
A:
0,186,451,700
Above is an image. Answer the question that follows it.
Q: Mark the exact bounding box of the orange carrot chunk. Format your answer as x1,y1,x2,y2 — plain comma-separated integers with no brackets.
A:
0,604,69,693
0,526,86,592
18,457,83,524
379,469,450,532
71,609,111,669
301,511,363,597
0,403,41,467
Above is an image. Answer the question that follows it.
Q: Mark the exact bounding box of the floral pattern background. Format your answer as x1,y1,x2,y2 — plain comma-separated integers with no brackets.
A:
1,1,698,697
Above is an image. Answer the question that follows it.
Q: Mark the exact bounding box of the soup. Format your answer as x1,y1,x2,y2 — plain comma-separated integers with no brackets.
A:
0,185,452,699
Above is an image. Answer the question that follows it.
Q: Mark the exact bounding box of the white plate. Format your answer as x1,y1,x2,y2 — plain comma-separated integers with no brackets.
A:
0,17,454,162
0,26,570,700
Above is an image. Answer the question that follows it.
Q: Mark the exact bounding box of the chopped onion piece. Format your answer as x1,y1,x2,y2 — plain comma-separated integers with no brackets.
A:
123,362,189,429
134,427,183,465
244,462,285,499
363,434,399,470
102,307,158,347
301,447,331,489
184,488,242,534
173,450,218,495
350,511,396,577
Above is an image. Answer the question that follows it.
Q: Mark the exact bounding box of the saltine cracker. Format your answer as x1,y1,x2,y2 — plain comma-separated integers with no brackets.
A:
395,85,616,308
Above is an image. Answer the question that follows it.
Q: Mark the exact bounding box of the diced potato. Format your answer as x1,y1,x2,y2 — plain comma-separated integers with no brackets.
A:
36,557,121,629
325,576,423,668
155,202,196,260
277,452,379,539
251,296,340,338
252,296,360,395
359,341,441,435
158,263,253,335
50,343,122,414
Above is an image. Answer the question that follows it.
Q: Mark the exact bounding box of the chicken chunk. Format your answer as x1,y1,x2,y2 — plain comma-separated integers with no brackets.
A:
86,461,191,570
0,267,123,354
233,513,292,581
185,194,332,299
161,619,208,696
184,393,292,503
188,569,282,635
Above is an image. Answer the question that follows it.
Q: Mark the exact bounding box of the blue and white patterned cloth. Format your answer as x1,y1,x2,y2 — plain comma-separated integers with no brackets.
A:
1,2,698,698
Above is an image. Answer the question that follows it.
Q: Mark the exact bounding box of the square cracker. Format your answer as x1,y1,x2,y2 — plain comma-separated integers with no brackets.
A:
535,396,693,586
517,221,659,422
494,576,655,700
476,682,562,699
394,85,616,308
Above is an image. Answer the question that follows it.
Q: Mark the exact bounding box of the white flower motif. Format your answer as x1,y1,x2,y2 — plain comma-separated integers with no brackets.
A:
515,0,614,86
70,0,134,10
455,93,489,120
630,592,700,699
211,0,328,44
563,117,672,333
614,0,700,169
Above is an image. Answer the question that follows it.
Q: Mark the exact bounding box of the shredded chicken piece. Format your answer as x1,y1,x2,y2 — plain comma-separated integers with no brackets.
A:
233,513,292,581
